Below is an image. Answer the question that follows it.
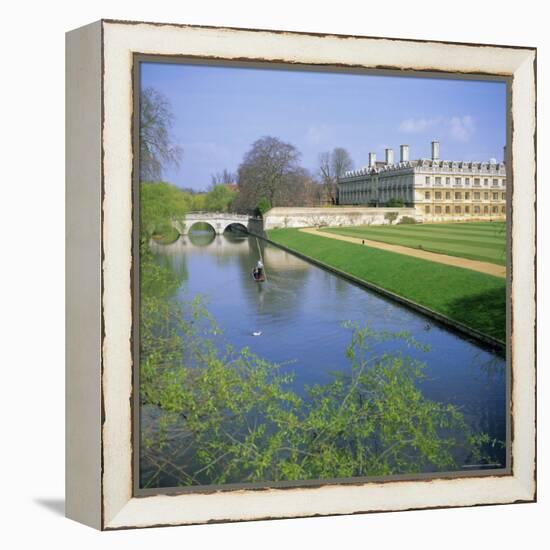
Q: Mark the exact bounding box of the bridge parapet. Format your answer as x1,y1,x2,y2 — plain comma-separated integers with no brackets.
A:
176,212,251,235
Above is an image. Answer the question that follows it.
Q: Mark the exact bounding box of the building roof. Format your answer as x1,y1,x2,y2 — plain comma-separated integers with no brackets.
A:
340,158,506,181
340,140,506,182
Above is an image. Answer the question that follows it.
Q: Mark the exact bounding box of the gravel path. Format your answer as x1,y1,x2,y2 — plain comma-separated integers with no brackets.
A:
299,227,506,279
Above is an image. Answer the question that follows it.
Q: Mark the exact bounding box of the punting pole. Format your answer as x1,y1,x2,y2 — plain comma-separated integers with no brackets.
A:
256,237,267,281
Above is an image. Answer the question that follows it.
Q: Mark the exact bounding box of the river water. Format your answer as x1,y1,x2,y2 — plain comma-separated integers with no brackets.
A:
148,229,507,478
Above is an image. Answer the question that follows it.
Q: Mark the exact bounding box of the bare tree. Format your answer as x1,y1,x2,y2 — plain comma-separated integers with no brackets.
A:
318,151,332,195
333,148,353,179
318,147,354,204
233,136,304,213
210,169,237,187
140,87,183,182
287,170,323,207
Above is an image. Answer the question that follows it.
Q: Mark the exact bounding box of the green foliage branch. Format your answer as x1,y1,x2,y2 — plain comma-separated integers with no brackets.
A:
140,282,501,487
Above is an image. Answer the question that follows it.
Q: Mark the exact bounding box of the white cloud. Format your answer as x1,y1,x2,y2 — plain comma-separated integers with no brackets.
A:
398,117,441,134
398,115,476,143
449,115,475,142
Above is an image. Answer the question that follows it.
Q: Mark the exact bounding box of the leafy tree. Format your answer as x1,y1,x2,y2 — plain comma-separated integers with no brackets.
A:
256,197,272,217
319,148,354,204
204,184,238,212
190,193,207,211
140,87,183,182
140,182,191,242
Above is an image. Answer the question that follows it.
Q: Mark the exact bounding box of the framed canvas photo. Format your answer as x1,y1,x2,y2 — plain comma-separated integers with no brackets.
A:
66,19,536,530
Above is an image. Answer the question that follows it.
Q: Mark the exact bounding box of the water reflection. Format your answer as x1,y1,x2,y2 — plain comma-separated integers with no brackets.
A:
186,229,216,247
151,231,506,464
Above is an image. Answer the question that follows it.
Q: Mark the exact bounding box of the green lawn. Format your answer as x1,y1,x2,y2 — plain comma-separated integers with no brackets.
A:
268,228,506,342
321,221,507,265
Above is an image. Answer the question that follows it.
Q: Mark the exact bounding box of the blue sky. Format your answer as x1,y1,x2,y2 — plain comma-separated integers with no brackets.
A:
141,62,507,191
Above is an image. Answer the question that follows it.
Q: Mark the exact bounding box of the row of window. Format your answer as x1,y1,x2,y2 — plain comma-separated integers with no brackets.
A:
425,205,506,214
424,176,506,187
424,191,506,201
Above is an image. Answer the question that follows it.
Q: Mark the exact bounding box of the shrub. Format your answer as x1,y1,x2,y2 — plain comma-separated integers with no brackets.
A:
384,211,399,225
387,198,405,207
398,216,418,225
256,197,272,217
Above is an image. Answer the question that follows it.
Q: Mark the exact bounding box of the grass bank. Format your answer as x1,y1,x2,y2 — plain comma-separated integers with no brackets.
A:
268,228,506,342
322,221,506,265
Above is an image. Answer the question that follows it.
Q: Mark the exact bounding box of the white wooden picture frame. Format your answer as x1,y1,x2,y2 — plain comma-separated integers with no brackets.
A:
66,19,536,530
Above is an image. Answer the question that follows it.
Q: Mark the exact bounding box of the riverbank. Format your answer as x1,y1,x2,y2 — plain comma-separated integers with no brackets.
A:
266,228,506,344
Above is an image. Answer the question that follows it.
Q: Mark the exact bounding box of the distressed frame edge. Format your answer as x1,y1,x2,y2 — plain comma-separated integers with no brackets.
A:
96,20,536,530
65,19,104,530
103,17,537,53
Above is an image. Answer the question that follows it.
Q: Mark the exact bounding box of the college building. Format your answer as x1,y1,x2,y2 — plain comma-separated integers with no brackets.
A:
337,141,507,221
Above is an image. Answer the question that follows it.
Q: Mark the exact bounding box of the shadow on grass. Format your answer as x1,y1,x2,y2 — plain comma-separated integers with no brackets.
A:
446,287,506,342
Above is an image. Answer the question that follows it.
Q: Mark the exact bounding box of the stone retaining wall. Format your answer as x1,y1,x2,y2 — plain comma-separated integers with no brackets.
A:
263,206,419,230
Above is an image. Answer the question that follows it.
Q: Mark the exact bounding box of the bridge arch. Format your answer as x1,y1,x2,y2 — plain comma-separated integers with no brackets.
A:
186,220,217,234
224,222,248,234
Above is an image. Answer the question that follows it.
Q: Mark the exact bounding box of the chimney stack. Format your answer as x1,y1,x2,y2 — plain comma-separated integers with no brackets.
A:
400,144,409,163
385,148,394,165
431,140,440,161
368,152,376,168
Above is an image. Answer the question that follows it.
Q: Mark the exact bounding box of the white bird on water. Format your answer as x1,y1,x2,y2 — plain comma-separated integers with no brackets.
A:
252,331,262,336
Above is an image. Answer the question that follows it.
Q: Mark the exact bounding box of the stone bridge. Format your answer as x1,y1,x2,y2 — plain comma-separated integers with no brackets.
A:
174,212,252,235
